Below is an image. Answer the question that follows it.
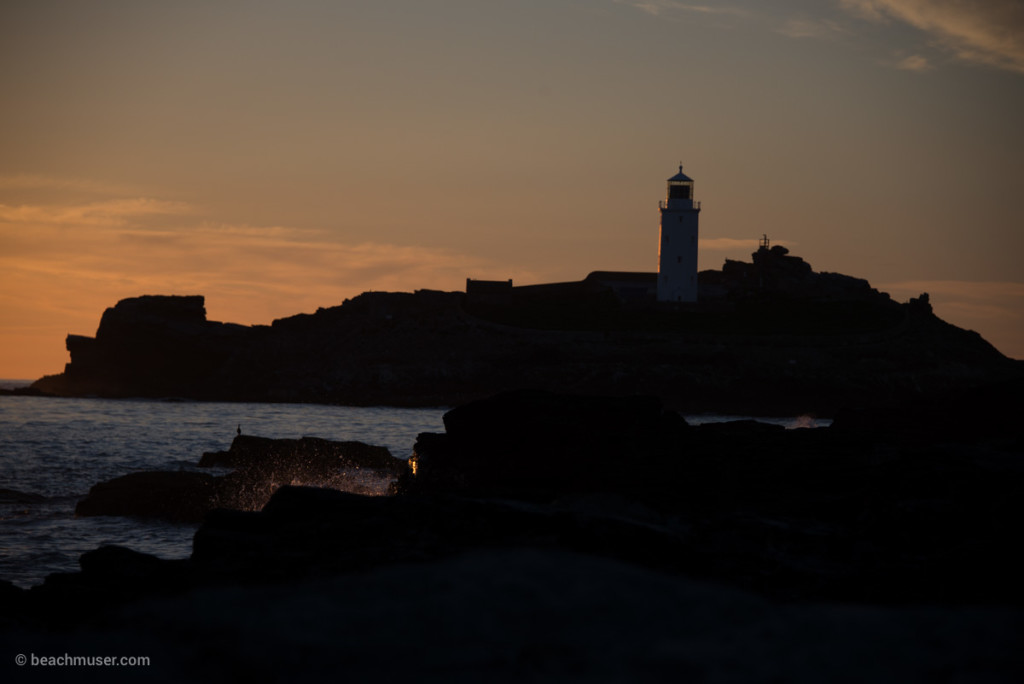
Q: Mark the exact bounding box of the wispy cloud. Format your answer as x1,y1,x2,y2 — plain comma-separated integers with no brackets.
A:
615,1,748,19
0,198,192,227
0,173,134,195
839,0,1024,74
0,199,491,328
777,16,849,40
0,200,494,376
895,53,932,71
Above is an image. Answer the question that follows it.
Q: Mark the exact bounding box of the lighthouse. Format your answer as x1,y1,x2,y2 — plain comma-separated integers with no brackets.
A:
657,165,701,302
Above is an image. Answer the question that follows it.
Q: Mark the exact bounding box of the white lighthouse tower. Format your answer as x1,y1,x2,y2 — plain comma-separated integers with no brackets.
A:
657,165,701,302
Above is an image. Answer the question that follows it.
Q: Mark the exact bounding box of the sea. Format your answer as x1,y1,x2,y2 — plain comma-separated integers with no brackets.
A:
0,383,829,588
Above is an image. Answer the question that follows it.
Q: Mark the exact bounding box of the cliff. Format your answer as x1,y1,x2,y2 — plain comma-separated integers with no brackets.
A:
31,249,1019,414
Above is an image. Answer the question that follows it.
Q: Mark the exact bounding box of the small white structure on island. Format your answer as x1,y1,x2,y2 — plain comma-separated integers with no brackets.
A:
657,165,702,302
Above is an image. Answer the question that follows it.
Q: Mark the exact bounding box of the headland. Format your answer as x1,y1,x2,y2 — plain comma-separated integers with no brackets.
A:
24,245,1020,415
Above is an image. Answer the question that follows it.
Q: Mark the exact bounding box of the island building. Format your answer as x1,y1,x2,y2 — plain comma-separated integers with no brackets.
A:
657,165,701,303
467,165,703,305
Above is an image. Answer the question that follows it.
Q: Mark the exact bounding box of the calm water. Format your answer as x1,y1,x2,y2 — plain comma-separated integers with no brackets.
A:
0,395,447,588
0,394,830,588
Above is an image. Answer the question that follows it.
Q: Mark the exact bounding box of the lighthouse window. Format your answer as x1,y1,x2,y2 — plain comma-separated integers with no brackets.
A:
668,184,692,200
677,256,682,264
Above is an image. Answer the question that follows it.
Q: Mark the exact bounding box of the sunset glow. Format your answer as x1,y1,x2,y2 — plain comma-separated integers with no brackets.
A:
2,0,1022,379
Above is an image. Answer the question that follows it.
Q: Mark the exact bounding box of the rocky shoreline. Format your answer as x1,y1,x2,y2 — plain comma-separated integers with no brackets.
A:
3,388,1023,681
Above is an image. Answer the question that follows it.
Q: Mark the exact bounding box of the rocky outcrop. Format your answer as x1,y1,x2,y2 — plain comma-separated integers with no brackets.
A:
30,251,1020,414
55,387,1024,607
75,471,221,523
74,435,403,522
42,295,255,398
706,244,883,302
404,391,688,501
396,389,1024,605
199,435,405,475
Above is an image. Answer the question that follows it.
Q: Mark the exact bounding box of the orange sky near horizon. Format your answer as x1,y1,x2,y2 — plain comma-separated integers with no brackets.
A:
2,0,1023,380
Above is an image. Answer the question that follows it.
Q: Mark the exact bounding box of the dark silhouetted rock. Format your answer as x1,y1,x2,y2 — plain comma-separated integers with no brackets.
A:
398,389,1024,604
200,435,405,475
76,435,405,523
35,295,255,399
75,471,222,523
77,545,187,597
7,387,1024,654
403,389,687,500
28,250,1021,414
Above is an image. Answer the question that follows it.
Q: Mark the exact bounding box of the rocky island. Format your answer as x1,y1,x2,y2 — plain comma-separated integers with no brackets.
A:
28,245,1020,415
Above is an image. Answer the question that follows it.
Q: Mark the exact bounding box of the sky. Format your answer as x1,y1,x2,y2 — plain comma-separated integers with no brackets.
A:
2,0,1023,379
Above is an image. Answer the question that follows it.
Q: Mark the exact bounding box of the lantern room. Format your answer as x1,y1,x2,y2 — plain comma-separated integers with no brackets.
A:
666,165,694,203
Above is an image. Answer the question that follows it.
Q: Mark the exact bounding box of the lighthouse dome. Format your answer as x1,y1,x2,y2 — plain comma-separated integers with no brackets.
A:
667,166,694,183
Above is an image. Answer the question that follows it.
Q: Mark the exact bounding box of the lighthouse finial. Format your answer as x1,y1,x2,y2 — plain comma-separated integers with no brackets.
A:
678,162,683,173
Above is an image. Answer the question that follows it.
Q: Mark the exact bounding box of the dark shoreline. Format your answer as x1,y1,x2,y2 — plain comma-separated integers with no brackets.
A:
3,386,1023,681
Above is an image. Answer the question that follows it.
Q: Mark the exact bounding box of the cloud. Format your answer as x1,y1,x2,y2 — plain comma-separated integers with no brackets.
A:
895,53,932,71
0,200,493,333
615,1,748,19
0,174,133,195
777,16,849,40
0,214,491,376
0,198,192,227
839,0,1024,74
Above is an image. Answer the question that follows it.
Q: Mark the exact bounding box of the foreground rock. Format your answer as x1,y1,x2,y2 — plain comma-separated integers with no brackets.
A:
39,387,1024,608
6,388,1023,681
75,472,221,523
5,549,1023,684
406,391,686,500
404,389,1024,604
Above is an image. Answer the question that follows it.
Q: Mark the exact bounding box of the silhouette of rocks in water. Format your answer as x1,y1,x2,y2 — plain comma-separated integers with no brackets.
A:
5,387,1024,681
75,471,221,523
198,435,404,474
29,249,1021,414
74,435,405,522
45,386,1024,606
